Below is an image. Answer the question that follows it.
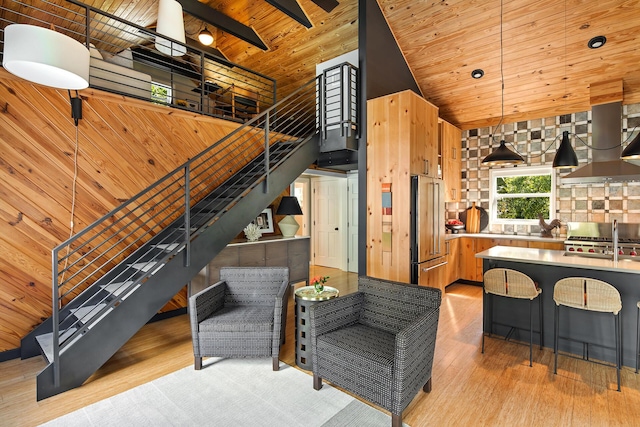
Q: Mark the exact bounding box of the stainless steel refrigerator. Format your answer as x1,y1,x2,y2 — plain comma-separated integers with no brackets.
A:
410,175,446,285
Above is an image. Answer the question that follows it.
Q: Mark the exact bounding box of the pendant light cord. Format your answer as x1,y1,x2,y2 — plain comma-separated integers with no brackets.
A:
59,104,80,289
490,0,505,140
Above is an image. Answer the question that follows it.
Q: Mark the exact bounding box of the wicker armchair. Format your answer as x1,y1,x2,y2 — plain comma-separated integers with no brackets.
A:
309,276,442,427
188,267,289,371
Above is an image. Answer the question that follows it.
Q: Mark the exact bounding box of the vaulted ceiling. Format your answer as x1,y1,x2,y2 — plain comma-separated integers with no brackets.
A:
2,0,640,129
379,0,640,129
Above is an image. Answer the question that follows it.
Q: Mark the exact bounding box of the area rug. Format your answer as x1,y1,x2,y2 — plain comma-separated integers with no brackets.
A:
41,358,399,426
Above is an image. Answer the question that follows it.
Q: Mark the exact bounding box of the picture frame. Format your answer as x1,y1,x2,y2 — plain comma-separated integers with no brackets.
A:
252,208,274,233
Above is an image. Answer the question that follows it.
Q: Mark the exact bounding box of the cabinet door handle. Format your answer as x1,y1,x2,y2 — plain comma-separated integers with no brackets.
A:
452,147,457,160
424,159,429,175
452,188,457,200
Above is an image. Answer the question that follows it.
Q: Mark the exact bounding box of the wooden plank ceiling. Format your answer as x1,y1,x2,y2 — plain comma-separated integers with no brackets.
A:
378,0,640,129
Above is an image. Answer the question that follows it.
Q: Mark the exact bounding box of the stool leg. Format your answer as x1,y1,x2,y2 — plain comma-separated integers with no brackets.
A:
529,299,533,367
636,305,639,374
482,291,486,354
554,304,559,375
615,313,621,392
539,295,544,350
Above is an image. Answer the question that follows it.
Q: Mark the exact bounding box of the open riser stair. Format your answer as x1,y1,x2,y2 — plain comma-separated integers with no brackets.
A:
21,76,324,400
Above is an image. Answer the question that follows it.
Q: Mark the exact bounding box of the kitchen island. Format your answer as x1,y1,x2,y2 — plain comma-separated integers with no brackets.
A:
476,246,640,368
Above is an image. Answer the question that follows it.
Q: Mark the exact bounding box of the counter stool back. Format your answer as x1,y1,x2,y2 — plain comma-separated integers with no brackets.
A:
482,268,543,367
553,277,622,391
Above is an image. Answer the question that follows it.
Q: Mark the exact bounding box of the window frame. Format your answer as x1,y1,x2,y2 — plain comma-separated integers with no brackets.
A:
489,165,556,225
151,81,172,105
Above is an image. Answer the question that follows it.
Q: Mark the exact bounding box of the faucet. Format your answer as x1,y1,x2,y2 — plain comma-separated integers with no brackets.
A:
613,219,618,262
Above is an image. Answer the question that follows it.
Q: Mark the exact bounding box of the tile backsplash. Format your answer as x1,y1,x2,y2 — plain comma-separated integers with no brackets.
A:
446,102,640,236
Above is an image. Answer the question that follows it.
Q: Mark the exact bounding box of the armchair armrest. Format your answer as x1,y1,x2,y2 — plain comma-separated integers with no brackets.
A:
272,278,290,349
189,280,226,325
391,306,441,414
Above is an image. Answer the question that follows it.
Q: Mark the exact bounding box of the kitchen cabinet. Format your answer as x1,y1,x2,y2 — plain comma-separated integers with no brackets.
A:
457,236,564,282
439,120,462,202
366,90,440,284
445,238,460,285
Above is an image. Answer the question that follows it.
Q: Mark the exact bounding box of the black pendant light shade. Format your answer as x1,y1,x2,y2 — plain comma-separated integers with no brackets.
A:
621,132,640,160
482,140,525,166
552,131,578,168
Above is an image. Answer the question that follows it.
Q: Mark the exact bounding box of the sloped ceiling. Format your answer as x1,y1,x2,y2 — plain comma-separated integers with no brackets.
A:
378,0,640,129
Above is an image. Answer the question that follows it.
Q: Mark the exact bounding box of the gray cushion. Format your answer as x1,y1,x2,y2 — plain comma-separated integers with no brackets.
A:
317,323,395,385
199,306,274,333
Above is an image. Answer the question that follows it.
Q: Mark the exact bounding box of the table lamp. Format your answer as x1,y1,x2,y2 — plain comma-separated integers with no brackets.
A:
276,196,303,238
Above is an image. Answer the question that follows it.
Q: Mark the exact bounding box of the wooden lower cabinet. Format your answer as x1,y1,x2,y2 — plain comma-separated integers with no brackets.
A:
190,236,310,295
445,238,460,285
457,237,564,283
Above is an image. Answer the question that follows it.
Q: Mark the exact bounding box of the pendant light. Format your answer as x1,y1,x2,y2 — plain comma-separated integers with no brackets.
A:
155,0,187,56
621,132,640,160
198,26,214,46
552,131,578,168
2,24,89,90
481,0,524,166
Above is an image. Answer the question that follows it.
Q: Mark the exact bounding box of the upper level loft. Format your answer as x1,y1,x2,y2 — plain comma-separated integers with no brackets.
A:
0,0,276,123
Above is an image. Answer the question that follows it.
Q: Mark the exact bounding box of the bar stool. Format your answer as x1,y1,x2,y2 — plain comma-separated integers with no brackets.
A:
482,268,543,367
553,277,622,391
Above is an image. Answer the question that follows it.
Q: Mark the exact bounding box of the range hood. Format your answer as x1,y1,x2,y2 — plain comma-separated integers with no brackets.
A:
561,102,640,184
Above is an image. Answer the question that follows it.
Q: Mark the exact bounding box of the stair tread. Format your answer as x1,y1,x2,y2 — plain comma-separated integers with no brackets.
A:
36,327,78,362
129,262,164,274
100,281,140,298
152,243,182,252
69,304,107,320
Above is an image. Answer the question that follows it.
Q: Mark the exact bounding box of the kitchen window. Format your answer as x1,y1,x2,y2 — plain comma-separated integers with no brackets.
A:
489,165,556,224
151,81,172,105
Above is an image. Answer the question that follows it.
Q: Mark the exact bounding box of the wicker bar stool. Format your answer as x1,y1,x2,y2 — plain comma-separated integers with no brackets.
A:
482,268,543,367
553,277,622,391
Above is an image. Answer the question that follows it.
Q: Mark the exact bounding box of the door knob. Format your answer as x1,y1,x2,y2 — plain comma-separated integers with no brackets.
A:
334,227,339,231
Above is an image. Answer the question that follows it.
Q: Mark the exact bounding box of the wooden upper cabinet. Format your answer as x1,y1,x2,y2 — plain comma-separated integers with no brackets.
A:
439,119,462,202
366,90,439,282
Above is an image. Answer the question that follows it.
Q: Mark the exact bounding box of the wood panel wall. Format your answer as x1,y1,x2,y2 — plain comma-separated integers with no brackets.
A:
0,69,246,352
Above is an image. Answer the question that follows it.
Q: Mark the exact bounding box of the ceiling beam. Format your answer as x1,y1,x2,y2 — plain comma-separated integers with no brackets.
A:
175,0,268,51
265,0,312,28
310,0,339,13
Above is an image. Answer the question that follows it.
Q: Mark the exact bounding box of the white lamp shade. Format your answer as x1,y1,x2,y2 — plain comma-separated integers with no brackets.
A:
155,0,187,56
2,24,89,90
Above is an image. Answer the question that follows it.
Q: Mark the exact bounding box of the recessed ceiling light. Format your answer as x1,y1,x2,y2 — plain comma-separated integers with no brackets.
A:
471,69,484,79
588,35,606,49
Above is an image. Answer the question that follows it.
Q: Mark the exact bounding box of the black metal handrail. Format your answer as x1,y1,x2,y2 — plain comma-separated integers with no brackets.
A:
0,0,277,121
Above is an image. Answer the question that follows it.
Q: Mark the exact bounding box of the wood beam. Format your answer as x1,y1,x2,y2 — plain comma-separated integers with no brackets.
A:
310,0,339,13
175,0,268,51
265,0,312,28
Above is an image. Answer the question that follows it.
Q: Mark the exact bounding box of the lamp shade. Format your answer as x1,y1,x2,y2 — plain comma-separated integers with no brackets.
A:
155,0,187,56
198,27,214,46
553,131,579,168
481,140,525,166
276,196,303,215
2,24,89,90
621,132,640,160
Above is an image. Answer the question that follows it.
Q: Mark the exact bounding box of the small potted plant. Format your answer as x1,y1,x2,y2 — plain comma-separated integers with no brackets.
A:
310,275,329,293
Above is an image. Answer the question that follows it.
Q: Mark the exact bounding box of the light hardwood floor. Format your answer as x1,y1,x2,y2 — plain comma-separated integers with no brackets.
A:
1,266,639,426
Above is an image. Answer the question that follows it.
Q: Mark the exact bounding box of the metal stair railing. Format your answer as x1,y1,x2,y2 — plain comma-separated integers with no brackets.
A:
48,74,320,387
0,0,277,119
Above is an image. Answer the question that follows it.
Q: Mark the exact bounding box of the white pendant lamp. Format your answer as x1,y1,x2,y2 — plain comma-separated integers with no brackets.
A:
155,0,187,56
2,24,89,90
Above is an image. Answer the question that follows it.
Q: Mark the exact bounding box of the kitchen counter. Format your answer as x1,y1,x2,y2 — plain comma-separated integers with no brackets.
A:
476,245,640,274
445,232,564,243
476,245,640,368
